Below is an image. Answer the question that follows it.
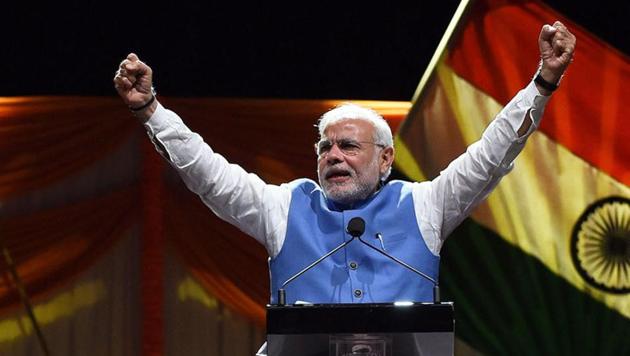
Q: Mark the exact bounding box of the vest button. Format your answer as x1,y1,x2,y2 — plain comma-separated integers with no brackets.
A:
349,261,358,270
353,289,363,298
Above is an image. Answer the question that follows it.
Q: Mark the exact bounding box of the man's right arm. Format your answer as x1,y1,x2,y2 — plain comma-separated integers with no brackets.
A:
113,54,290,257
145,104,290,256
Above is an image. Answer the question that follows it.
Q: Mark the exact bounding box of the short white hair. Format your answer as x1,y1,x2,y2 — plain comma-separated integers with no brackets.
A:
317,102,393,181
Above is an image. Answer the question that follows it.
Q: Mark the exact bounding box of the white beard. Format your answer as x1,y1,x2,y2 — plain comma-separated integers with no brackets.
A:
318,157,381,206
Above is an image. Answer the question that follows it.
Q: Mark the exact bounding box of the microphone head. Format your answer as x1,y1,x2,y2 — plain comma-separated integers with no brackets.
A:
347,217,365,237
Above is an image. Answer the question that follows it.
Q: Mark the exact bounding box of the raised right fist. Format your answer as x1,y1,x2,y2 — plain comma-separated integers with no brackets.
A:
113,53,154,109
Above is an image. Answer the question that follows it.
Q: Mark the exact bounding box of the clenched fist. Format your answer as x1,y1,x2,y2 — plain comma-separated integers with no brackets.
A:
537,21,576,94
113,53,156,119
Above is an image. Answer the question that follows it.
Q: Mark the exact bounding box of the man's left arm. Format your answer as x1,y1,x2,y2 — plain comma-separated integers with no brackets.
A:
413,22,576,254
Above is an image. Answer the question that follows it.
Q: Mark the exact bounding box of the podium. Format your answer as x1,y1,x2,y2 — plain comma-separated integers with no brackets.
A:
263,302,454,356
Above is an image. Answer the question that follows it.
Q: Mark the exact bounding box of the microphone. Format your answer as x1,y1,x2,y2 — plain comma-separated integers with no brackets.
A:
276,217,365,306
347,216,365,238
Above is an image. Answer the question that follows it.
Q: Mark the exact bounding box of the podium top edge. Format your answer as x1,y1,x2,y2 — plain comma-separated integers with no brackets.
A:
266,302,454,309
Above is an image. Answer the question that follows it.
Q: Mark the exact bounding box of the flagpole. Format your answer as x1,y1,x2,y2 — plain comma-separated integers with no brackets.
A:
406,0,475,121
0,234,51,356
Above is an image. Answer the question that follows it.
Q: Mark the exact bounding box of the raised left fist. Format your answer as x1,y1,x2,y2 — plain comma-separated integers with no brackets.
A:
538,21,576,85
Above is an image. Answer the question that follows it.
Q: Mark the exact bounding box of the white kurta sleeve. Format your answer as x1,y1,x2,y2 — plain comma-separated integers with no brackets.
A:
143,103,291,257
413,81,550,255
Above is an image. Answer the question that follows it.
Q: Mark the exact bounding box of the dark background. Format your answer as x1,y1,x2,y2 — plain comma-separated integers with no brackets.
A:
2,1,628,100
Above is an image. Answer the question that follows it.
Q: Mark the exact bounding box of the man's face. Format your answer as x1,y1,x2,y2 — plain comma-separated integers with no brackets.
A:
316,119,392,206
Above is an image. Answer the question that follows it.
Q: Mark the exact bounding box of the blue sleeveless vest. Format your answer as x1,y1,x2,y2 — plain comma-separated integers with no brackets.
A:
269,179,439,304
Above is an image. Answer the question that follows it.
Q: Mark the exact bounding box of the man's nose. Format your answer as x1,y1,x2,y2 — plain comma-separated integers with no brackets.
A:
325,143,345,163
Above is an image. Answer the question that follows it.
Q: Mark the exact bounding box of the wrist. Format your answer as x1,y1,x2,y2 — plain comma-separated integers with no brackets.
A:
130,87,158,122
533,62,562,95
134,100,158,122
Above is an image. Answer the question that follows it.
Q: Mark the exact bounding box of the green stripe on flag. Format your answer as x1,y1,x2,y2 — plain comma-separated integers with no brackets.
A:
441,217,630,356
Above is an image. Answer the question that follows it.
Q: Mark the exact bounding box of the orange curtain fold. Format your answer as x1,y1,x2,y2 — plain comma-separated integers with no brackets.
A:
141,139,166,356
0,97,137,199
0,184,140,310
166,184,269,327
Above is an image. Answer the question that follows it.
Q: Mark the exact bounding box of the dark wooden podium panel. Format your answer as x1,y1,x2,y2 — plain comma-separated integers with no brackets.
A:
264,303,454,356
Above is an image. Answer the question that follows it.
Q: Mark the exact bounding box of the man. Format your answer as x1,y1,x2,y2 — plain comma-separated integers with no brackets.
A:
114,22,575,305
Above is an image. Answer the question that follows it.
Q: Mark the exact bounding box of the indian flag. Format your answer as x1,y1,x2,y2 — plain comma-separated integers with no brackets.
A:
395,0,630,354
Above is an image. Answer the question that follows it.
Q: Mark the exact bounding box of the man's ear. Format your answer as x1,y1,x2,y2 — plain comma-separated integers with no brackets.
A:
380,146,395,173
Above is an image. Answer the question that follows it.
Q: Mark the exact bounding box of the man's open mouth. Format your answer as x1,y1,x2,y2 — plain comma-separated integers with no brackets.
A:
326,169,352,182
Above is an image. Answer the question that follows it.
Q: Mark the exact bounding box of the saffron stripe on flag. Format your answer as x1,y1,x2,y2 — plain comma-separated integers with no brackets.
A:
446,0,630,186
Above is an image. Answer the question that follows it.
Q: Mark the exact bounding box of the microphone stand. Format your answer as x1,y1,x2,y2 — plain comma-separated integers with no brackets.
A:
356,236,441,304
276,216,440,305
277,236,356,305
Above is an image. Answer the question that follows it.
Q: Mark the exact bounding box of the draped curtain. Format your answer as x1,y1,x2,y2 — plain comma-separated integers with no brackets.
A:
0,96,410,355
